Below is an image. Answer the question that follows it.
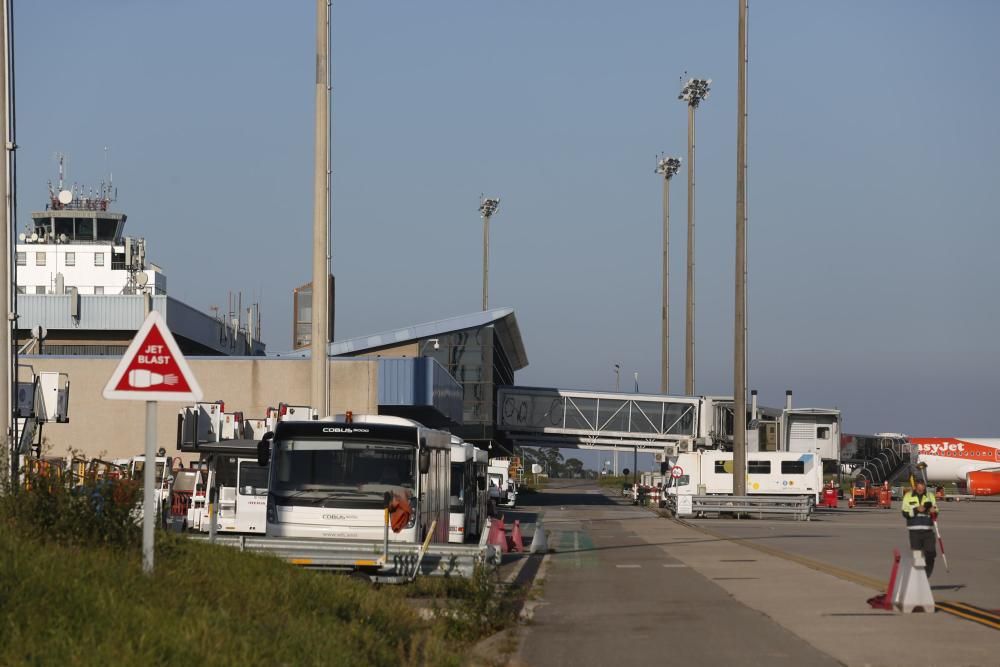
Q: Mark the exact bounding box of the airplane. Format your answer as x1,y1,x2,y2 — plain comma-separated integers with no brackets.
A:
910,437,1000,496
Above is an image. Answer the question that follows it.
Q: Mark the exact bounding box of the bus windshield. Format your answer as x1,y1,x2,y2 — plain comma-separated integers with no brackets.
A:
272,439,415,498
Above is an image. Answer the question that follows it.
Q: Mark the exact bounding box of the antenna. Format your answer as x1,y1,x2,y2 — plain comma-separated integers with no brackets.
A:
104,145,112,191
56,153,65,190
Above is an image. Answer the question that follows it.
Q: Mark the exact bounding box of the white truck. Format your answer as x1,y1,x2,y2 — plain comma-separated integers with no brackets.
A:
488,458,517,510
185,454,269,534
665,450,822,502
448,438,489,543
258,415,452,544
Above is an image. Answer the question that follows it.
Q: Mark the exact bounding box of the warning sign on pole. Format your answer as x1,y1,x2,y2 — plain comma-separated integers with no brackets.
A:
671,466,684,479
103,311,203,403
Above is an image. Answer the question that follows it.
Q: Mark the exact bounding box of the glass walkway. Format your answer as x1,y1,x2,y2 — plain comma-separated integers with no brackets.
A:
496,386,725,452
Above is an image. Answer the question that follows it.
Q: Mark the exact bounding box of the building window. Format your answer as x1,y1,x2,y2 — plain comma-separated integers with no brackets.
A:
35,286,46,295
94,286,104,295
65,251,75,267
15,251,25,266
15,286,25,294
35,252,46,266
816,427,830,439
94,252,105,267
781,460,806,475
748,460,771,474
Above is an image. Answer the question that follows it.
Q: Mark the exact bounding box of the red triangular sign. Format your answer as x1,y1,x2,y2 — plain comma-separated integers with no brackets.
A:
103,311,203,402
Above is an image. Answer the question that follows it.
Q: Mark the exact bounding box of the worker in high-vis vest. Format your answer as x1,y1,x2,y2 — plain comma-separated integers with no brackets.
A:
901,479,939,577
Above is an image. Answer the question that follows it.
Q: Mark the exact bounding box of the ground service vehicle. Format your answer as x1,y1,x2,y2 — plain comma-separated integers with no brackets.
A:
448,438,489,543
488,459,517,509
258,415,451,543
666,451,822,502
185,455,269,534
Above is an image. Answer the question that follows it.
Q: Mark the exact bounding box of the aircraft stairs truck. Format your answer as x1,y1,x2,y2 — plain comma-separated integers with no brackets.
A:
10,367,70,481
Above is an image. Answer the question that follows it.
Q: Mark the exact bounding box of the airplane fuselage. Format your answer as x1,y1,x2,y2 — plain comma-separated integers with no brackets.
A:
911,437,1000,483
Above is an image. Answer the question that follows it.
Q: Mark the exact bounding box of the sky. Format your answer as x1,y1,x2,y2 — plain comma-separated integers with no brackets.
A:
12,1,1000,458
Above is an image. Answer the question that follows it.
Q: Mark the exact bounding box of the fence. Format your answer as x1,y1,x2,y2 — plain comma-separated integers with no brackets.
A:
666,494,813,521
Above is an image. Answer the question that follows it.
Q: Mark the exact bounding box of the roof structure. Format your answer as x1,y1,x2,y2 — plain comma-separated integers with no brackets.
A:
280,307,528,371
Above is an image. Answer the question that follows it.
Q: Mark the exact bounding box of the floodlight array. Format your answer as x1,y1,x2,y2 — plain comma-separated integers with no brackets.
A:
678,77,712,106
655,156,683,179
479,197,500,218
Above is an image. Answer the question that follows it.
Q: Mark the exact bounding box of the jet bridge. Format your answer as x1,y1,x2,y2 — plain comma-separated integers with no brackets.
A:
496,386,726,452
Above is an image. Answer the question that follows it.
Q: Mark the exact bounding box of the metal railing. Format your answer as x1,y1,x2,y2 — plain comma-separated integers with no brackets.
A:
190,534,498,582
666,494,814,521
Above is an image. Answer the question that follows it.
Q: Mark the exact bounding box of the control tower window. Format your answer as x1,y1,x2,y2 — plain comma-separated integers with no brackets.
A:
35,252,46,266
95,219,117,242
94,252,105,267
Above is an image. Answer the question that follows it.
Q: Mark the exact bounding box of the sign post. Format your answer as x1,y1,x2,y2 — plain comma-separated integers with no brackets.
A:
103,311,202,574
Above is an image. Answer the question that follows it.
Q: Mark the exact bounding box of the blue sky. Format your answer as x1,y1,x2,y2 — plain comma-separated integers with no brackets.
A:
13,1,1000,445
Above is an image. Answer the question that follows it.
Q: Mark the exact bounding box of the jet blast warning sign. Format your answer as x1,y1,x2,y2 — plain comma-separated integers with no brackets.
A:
103,310,203,402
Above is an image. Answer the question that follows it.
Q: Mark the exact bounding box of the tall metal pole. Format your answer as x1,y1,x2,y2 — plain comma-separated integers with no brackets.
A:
685,103,696,396
733,0,749,496
0,0,11,486
310,0,331,417
478,198,499,311
656,157,680,395
482,212,489,310
661,173,670,395
679,77,709,395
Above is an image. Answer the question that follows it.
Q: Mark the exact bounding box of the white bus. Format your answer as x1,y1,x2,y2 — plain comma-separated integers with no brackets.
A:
449,438,489,543
258,415,451,544
665,451,822,502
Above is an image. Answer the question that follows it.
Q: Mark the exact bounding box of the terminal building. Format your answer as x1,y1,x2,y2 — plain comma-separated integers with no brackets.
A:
325,308,528,452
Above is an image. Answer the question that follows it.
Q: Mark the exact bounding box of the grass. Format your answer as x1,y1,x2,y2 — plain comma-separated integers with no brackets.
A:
0,473,521,666
0,526,470,666
598,475,633,489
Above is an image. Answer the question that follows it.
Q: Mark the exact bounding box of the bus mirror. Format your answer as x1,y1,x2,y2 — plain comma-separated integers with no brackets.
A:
419,448,431,475
257,433,273,467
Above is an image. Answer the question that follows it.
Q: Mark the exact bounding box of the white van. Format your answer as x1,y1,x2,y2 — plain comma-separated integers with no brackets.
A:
488,459,517,510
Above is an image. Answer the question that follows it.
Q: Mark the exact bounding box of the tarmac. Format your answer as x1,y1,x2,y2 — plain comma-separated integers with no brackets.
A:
508,480,1000,667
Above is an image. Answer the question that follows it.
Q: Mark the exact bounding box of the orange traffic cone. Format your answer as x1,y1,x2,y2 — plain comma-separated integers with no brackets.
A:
511,520,524,552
